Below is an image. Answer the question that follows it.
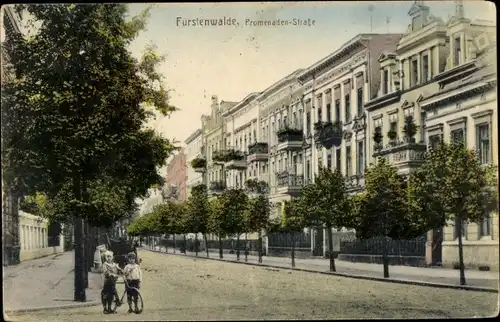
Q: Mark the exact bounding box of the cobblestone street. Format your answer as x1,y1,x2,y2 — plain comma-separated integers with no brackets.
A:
8,250,499,321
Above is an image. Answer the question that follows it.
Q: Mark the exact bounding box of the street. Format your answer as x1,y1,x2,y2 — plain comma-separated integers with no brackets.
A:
8,250,499,320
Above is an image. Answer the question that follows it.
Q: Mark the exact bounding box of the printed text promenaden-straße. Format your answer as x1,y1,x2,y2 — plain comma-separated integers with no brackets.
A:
175,17,316,27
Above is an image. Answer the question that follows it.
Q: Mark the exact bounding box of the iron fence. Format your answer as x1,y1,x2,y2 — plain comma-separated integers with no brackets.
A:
268,231,311,249
339,235,426,257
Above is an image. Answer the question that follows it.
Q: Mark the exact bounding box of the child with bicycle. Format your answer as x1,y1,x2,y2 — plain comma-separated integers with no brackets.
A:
123,252,143,313
101,250,122,314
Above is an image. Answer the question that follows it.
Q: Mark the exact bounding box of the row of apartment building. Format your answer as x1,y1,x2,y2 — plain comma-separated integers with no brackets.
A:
178,2,497,270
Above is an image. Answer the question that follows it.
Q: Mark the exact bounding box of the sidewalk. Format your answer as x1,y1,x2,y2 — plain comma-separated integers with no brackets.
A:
146,245,499,291
3,251,102,313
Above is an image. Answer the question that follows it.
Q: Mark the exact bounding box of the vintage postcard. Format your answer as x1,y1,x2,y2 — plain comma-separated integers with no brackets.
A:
2,1,498,321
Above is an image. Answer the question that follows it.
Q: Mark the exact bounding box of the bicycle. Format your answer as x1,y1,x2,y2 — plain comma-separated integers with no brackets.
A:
101,273,144,314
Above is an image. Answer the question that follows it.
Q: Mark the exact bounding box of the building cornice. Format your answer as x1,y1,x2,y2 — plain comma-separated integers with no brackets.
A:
223,92,260,117
421,79,496,110
184,129,203,145
256,69,304,103
365,91,401,111
297,34,369,83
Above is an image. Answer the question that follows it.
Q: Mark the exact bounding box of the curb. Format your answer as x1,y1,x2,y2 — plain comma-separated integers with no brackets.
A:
141,248,499,294
5,301,101,314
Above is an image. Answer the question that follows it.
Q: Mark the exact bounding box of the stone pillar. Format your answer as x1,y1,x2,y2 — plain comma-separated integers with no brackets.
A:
399,59,404,90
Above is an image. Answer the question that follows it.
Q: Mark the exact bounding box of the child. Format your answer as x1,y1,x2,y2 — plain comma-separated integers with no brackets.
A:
123,252,142,313
101,250,122,314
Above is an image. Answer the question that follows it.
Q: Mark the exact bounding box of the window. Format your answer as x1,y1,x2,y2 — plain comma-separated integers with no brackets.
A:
306,112,311,135
479,215,491,237
357,88,363,116
335,149,341,170
411,59,418,87
335,99,341,122
345,146,352,176
390,121,397,133
429,134,442,151
454,37,461,66
357,141,364,175
422,55,429,82
293,112,297,127
317,108,322,123
326,103,332,122
451,128,464,145
477,124,490,164
383,69,389,94
283,115,288,127
327,154,332,169
306,160,311,182
345,94,351,123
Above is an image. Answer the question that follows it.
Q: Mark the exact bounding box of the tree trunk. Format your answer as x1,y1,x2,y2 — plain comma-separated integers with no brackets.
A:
327,226,336,272
244,233,248,262
204,234,209,258
258,230,263,263
183,234,187,254
236,234,240,261
173,235,176,253
382,236,390,278
73,173,86,302
195,234,199,257
291,232,296,268
218,235,223,259
457,218,466,285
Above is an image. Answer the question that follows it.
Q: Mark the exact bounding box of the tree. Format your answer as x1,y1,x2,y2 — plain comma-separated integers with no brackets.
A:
353,158,422,278
221,189,248,261
3,4,177,301
411,142,498,285
300,167,351,272
245,195,271,263
186,184,210,257
208,197,226,259
279,199,306,268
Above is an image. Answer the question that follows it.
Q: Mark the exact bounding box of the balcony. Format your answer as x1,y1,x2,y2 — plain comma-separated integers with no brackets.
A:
209,180,226,195
313,121,343,149
373,138,427,175
190,157,206,173
247,142,269,163
345,175,365,194
223,148,247,170
275,171,303,197
276,126,304,152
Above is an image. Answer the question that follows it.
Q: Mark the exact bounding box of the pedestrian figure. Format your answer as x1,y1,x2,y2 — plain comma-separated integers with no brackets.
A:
123,252,143,313
101,250,122,314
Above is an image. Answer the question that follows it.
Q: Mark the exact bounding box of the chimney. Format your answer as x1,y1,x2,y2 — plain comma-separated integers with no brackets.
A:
211,95,218,106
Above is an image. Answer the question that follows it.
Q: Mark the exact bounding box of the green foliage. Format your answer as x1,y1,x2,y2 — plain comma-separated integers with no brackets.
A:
245,179,268,194
245,195,271,233
411,142,498,224
403,115,418,139
190,158,207,169
300,167,351,229
185,184,209,234
279,199,305,233
353,158,417,240
220,189,248,235
3,4,177,228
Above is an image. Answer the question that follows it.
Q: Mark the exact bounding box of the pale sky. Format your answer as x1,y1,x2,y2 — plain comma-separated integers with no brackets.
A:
127,1,496,146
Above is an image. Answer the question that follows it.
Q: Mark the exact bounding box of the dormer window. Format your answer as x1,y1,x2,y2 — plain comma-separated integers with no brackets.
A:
383,69,389,94
422,54,429,82
454,37,461,66
411,59,418,87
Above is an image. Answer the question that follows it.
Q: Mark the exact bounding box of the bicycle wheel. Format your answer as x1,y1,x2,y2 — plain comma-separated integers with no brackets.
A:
131,288,144,313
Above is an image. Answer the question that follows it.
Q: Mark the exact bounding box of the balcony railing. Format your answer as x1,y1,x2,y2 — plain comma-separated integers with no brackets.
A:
313,121,343,148
275,171,304,197
276,126,304,151
212,148,245,164
373,138,427,171
209,180,226,193
247,142,269,162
